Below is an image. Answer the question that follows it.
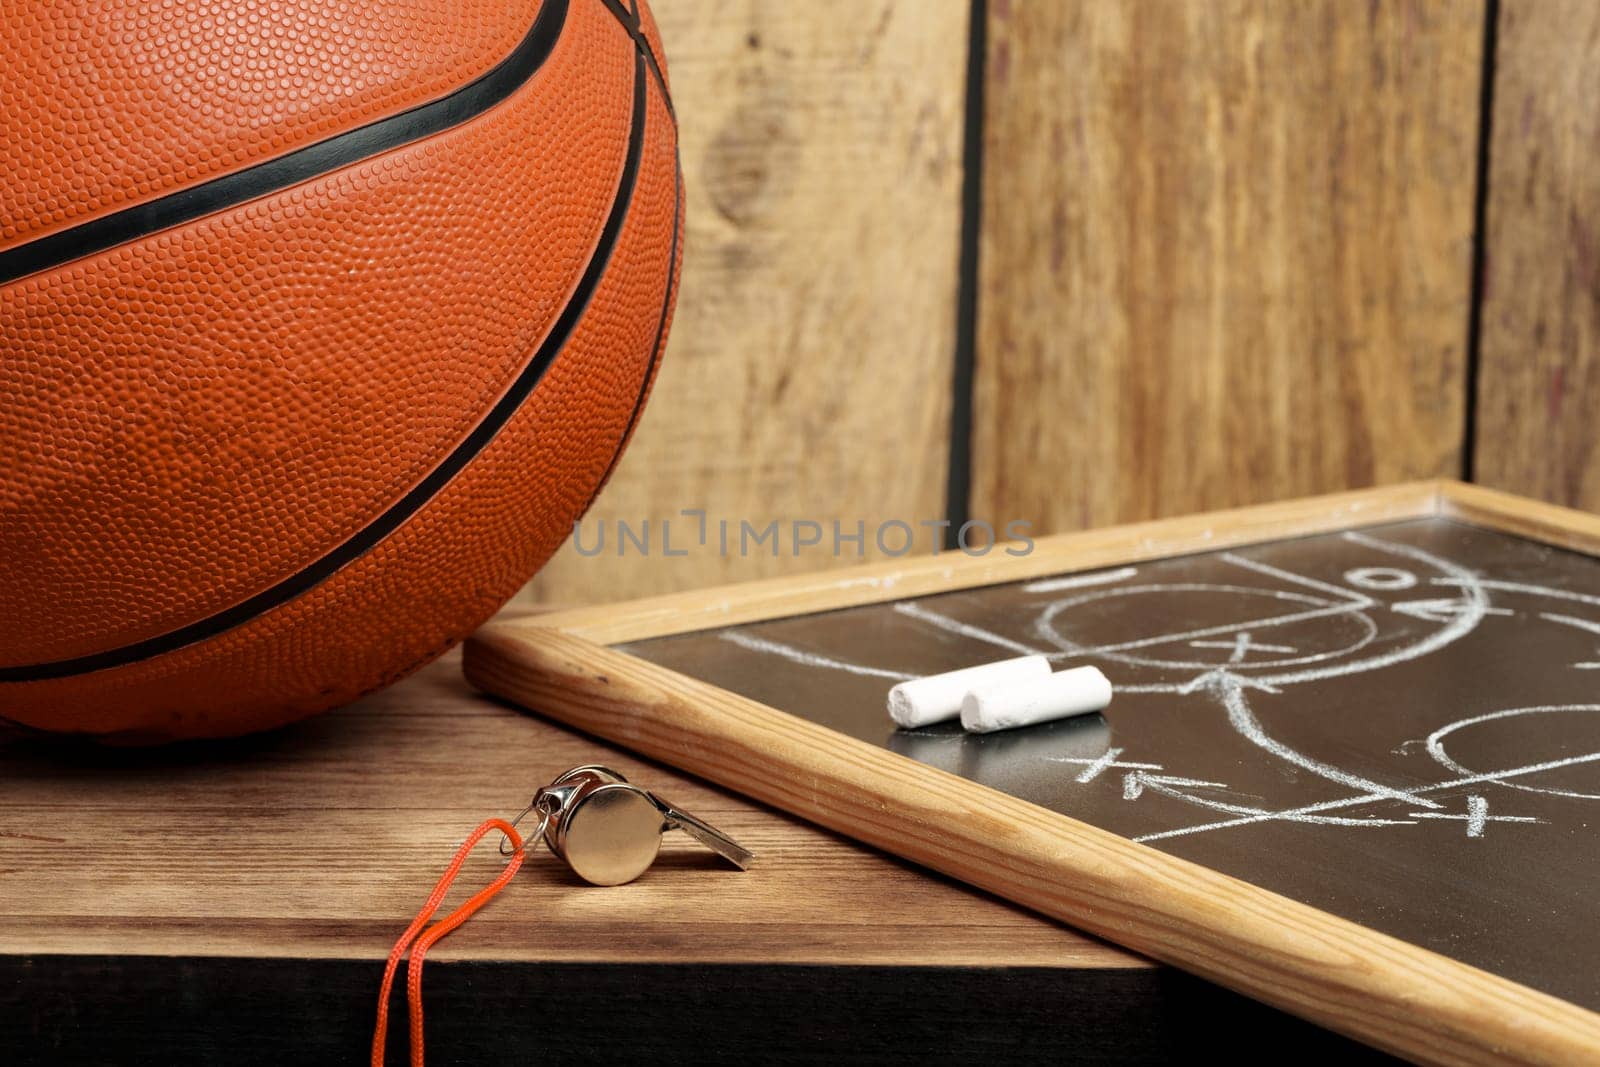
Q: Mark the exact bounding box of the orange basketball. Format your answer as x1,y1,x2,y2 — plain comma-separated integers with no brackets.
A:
0,0,681,740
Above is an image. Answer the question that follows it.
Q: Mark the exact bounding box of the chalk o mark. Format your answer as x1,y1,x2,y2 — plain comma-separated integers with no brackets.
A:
1425,705,1600,800
1345,567,1418,591
1247,532,1489,690
1124,767,1417,827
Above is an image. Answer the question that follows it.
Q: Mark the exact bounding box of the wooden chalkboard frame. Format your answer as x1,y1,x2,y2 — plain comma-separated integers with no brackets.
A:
464,480,1600,1065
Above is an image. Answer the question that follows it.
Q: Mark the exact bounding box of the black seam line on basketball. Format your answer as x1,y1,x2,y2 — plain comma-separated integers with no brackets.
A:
598,0,635,32
590,152,682,499
0,0,569,287
597,0,674,120
0,52,649,684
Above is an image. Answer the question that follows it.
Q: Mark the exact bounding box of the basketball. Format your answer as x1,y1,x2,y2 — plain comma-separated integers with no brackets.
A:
0,0,681,741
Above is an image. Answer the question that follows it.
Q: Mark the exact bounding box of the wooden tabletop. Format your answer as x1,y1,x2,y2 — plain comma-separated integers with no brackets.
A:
0,647,1389,1064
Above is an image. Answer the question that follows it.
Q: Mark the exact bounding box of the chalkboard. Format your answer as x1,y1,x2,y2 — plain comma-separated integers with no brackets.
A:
467,483,1600,1062
621,517,1600,1011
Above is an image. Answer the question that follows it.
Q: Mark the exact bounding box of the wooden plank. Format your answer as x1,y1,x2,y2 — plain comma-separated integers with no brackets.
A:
1474,1,1600,508
0,651,1136,971
975,0,1483,532
525,480,1443,644
525,0,970,605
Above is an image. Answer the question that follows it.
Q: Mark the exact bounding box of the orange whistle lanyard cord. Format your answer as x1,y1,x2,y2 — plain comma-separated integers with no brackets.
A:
372,816,526,1067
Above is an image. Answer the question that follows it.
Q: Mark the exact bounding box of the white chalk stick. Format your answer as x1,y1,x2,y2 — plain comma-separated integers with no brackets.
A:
960,666,1113,734
886,655,1052,728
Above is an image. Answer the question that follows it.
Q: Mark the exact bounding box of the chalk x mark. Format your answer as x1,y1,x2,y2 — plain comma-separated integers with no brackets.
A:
1039,531,1478,684
1128,536,1516,835
1136,749,1600,842
723,531,1478,690
1408,795,1538,838
1120,771,1408,831
1058,594,1368,658
1049,747,1159,783
1241,531,1490,690
1190,632,1296,663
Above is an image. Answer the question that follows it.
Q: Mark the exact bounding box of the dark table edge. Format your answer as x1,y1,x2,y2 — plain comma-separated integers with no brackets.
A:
2,954,1400,1064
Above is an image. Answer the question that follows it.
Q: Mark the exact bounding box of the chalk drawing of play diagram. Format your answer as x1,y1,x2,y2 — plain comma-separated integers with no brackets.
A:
718,530,1600,844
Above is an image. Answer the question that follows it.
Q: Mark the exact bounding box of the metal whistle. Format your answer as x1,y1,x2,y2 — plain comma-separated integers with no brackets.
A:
530,765,754,886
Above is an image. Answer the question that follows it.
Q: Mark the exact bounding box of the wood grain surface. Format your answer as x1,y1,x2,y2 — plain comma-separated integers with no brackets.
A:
1474,0,1600,509
526,0,970,605
0,652,1132,970
974,0,1483,532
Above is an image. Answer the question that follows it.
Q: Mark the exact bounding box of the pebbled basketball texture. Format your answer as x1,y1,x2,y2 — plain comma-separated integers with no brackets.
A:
0,0,682,740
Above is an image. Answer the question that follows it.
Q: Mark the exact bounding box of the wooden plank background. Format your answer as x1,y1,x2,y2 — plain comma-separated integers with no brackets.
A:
0,652,1137,970
528,1,971,603
1474,0,1600,510
524,0,1596,604
974,0,1483,531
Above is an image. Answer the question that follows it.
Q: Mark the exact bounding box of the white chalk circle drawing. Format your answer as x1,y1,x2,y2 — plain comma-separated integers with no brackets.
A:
1344,567,1419,591
715,530,1600,844
1034,583,1380,672
1426,705,1600,801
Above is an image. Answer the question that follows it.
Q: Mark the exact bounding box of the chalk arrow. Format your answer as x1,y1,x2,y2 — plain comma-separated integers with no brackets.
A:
1391,598,1510,623
1123,771,1233,801
1177,667,1281,696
